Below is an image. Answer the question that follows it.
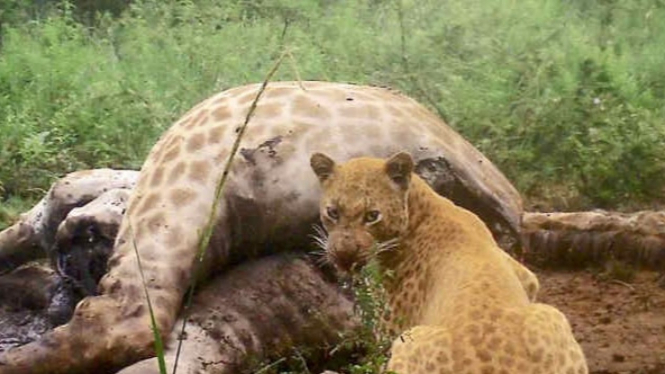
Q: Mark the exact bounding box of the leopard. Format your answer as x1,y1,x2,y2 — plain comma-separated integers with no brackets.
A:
310,151,588,374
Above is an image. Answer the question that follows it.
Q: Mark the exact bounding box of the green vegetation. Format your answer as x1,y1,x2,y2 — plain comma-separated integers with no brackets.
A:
1,0,664,223
251,261,397,374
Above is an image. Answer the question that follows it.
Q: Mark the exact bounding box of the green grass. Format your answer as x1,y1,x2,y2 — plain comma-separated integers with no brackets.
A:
0,195,31,230
1,0,664,217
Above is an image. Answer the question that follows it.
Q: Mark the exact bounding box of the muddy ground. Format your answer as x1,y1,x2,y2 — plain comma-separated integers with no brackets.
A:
1,267,664,373
538,269,665,374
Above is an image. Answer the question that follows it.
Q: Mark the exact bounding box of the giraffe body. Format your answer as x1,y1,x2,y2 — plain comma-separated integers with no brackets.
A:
0,172,356,374
310,153,588,374
0,81,522,373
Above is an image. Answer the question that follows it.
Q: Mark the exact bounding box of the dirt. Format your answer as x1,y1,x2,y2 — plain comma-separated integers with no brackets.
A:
0,263,56,353
1,265,664,373
537,269,665,374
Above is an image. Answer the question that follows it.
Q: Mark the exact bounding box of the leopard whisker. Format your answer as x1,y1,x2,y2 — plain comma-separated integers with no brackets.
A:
309,224,329,251
316,254,331,267
373,237,400,255
311,237,327,251
309,248,326,257
312,224,328,238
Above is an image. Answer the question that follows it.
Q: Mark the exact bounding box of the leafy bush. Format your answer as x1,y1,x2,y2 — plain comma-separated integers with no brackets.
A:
0,0,663,213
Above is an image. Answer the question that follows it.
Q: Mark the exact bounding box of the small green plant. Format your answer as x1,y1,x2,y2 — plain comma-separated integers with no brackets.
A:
316,261,396,374
348,265,395,373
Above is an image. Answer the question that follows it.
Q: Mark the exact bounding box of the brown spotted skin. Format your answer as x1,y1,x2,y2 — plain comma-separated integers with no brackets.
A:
311,154,587,374
0,82,522,373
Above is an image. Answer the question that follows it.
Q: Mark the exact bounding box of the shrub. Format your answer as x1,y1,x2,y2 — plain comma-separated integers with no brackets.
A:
0,0,663,215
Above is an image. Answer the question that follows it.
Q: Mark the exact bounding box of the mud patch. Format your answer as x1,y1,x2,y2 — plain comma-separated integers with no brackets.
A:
537,269,665,374
0,263,56,353
0,309,51,353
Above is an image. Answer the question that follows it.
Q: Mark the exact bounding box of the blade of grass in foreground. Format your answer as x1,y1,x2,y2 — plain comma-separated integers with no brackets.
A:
130,222,168,374
170,51,290,374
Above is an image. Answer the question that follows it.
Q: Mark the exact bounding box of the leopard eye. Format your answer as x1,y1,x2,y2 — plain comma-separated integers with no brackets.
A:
364,210,381,224
326,206,339,221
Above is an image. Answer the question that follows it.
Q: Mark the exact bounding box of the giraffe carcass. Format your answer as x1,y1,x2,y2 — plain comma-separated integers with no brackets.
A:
0,81,523,373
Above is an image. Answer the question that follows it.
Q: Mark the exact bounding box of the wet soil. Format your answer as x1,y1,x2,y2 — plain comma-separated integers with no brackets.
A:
1,266,664,373
537,269,665,374
0,263,55,353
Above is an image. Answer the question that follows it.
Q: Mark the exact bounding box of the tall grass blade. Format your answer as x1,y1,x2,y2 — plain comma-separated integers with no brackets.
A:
170,50,289,374
129,222,168,374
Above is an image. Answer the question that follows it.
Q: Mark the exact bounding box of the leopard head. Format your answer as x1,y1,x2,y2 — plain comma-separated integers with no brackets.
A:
310,151,414,273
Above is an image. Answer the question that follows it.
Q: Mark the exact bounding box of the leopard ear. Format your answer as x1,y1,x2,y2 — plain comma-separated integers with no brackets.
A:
385,151,414,190
310,153,336,182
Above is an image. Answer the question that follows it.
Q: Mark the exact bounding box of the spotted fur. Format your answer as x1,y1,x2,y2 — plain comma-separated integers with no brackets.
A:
311,152,588,374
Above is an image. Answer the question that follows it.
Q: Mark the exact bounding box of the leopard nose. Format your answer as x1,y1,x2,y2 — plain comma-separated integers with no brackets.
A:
333,246,370,273
334,250,359,273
